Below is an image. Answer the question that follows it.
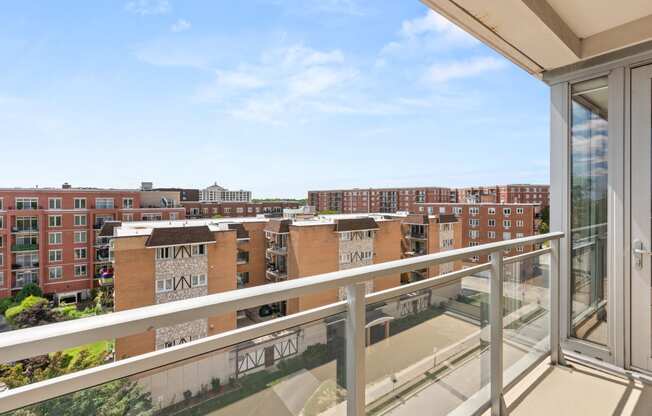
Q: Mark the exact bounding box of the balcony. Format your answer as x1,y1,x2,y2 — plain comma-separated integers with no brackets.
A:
0,233,585,416
266,244,288,255
11,262,39,270
265,267,288,281
405,232,427,240
11,226,39,234
11,243,39,252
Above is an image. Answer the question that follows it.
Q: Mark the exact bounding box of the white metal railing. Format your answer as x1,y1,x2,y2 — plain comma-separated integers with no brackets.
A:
0,232,564,415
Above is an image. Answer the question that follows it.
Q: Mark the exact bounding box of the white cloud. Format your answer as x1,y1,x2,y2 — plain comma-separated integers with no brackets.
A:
266,0,369,16
380,10,477,60
421,57,506,84
215,70,266,89
125,0,171,15
171,19,191,33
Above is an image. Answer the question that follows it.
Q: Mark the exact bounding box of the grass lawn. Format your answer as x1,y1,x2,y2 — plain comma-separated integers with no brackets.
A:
61,340,113,363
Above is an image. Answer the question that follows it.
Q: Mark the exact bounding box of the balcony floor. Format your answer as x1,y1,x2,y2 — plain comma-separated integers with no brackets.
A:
491,360,652,416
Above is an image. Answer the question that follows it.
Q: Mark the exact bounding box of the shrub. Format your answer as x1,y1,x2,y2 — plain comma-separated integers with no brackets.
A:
211,377,221,391
14,284,43,303
183,390,193,401
0,297,15,315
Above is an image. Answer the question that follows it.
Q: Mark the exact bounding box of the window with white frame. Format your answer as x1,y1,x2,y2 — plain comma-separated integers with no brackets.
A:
224,207,231,214
74,214,87,226
0,253,3,266
340,232,352,241
191,274,207,287
74,248,87,260
488,219,496,227
156,278,173,293
0,272,3,286
122,198,134,209
49,249,62,262
16,198,38,210
49,266,63,280
236,207,244,213
488,208,496,215
74,197,86,209
469,207,479,215
0,197,3,210
74,264,87,277
453,207,462,214
488,231,496,239
49,232,62,245
0,216,3,229
142,213,162,221
503,208,511,216
516,233,524,238
468,230,479,239
169,212,178,220
49,215,62,227
156,247,171,259
503,220,511,228
469,218,480,226
95,198,114,209
74,230,87,243
516,220,524,227
122,213,134,221
191,244,206,256
48,198,62,209
516,246,524,252
0,236,3,247
516,207,524,214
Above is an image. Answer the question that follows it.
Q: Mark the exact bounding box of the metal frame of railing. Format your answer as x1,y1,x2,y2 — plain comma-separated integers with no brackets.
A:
0,232,563,415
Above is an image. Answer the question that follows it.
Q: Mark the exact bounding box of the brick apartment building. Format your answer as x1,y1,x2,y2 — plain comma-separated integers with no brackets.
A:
308,184,549,214
182,201,300,219
454,184,550,207
416,202,538,263
307,187,452,213
0,185,185,301
107,212,463,406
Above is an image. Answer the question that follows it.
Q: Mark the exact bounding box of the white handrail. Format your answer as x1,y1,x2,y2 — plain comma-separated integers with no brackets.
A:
0,232,563,414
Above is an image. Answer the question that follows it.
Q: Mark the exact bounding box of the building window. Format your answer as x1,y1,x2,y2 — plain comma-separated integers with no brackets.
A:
16,198,38,210
142,213,162,221
453,207,462,215
192,244,206,256
74,248,87,260
74,264,87,277
191,274,207,287
340,232,352,241
122,198,134,209
0,272,3,286
48,198,62,209
49,215,62,227
516,220,524,227
0,198,3,210
156,247,171,259
236,207,244,214
74,198,86,209
0,216,3,229
74,214,87,226
224,207,231,214
503,208,511,216
488,208,496,215
503,220,511,228
516,246,524,252
516,207,524,214
49,232,62,245
122,213,134,221
488,231,496,239
237,250,249,264
74,230,87,243
156,278,173,293
488,219,496,227
237,271,249,288
516,233,524,238
95,198,114,209
49,249,63,262
49,266,63,280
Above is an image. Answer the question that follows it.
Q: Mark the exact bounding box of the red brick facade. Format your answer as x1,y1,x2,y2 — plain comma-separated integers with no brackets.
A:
308,187,452,213
0,188,184,300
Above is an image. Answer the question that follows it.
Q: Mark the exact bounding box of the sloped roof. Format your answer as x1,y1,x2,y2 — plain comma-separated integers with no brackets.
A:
99,221,122,237
264,219,291,234
334,217,379,232
145,225,215,247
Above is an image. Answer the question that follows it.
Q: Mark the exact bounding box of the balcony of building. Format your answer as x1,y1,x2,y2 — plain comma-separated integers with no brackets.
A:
11,271,39,290
10,243,39,252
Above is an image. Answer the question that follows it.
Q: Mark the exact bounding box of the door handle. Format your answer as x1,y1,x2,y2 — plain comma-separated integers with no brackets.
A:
633,239,652,270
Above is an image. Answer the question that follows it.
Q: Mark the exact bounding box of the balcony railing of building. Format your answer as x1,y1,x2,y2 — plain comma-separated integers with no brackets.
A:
11,243,39,252
0,232,563,416
11,262,39,270
11,226,39,234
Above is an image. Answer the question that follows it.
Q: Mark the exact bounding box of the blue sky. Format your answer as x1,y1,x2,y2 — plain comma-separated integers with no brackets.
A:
0,0,550,198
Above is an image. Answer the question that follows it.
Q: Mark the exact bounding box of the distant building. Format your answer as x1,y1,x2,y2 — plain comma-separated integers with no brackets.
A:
307,187,452,213
182,201,300,218
200,183,252,203
0,184,184,301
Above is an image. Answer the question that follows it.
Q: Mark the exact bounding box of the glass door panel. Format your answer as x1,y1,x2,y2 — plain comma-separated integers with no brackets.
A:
570,77,609,347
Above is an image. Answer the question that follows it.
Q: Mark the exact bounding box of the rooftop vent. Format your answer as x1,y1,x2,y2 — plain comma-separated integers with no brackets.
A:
62,182,71,189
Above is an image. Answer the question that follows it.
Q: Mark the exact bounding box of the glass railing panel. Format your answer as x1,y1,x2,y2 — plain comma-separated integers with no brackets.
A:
364,274,490,415
2,314,345,416
502,252,550,386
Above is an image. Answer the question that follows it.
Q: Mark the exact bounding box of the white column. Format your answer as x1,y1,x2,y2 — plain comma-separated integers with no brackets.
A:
550,238,566,365
346,282,366,416
490,250,507,416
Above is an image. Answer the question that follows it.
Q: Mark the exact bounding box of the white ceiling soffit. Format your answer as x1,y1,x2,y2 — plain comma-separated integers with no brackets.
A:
422,0,652,76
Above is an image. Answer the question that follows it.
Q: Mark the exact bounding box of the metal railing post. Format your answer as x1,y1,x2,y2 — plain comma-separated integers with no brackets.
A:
549,238,566,365
346,282,366,416
490,250,507,416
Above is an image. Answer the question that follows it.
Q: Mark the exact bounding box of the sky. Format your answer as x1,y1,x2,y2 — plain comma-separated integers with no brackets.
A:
0,0,550,198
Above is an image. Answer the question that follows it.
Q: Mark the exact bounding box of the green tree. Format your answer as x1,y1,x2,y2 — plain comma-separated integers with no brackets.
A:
14,284,43,303
5,296,61,329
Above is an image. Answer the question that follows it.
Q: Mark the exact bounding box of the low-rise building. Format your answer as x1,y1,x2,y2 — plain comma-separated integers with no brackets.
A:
200,183,252,203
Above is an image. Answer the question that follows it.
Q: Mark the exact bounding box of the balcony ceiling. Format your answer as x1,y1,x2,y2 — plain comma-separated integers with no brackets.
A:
423,0,652,76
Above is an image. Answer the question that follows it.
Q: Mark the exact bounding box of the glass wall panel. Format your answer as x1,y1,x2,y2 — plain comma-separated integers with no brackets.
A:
570,77,609,346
